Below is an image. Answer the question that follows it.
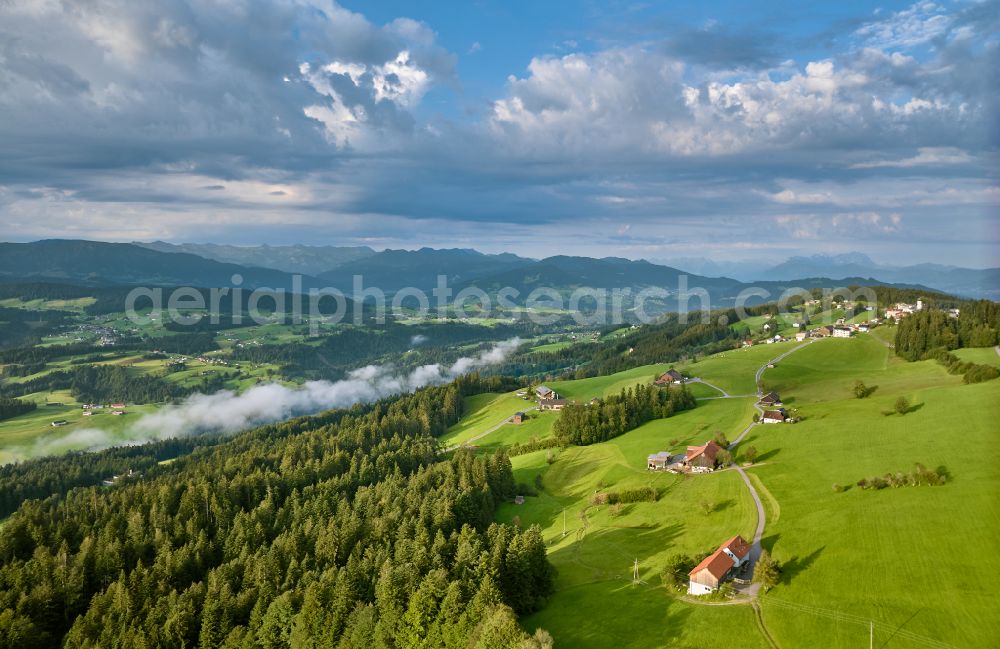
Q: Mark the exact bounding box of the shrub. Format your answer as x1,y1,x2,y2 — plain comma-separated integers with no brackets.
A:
832,483,844,493
894,396,911,415
661,554,695,589
609,503,624,518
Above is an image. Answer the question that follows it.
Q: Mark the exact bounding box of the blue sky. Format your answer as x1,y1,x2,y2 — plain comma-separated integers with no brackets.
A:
0,0,996,268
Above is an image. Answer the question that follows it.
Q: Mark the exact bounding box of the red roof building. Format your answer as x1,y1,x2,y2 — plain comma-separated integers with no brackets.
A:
685,441,723,471
688,535,752,595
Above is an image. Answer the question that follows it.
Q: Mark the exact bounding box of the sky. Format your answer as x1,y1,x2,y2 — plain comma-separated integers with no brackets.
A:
0,0,997,268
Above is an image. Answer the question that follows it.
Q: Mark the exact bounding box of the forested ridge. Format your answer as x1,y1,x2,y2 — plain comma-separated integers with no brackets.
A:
0,374,555,648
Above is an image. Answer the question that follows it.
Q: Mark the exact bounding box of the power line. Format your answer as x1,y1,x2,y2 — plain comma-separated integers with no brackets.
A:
762,598,956,649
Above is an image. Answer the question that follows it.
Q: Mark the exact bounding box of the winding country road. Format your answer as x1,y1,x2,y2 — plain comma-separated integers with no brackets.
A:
687,377,755,400
443,406,538,452
727,340,816,598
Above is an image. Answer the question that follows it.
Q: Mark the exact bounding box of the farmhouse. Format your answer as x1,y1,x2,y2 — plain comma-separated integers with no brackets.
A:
758,392,782,406
654,369,685,385
512,412,526,425
832,327,853,338
647,451,673,471
795,332,807,341
535,386,558,401
539,398,572,411
688,535,752,595
685,441,723,473
51,420,68,427
110,403,126,409
761,408,787,423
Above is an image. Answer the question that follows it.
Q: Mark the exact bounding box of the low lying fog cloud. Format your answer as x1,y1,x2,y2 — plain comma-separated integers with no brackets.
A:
23,339,521,460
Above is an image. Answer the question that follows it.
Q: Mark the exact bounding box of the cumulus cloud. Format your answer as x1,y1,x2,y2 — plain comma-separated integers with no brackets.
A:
491,47,985,158
20,339,522,460
855,1,954,49
0,0,454,172
0,0,996,266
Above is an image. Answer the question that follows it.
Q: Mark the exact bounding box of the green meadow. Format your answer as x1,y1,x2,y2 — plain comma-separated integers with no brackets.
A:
500,398,762,648
447,333,1000,648
952,345,1000,368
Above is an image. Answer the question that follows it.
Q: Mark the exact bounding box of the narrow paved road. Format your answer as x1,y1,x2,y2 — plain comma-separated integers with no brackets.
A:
687,377,755,400
443,406,538,452
728,340,816,597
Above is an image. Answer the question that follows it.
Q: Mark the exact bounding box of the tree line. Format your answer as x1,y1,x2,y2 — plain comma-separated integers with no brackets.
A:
0,397,35,422
894,301,1000,361
553,383,697,445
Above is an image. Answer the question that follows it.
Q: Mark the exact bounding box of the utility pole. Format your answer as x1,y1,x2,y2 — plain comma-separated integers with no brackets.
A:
562,508,567,537
869,621,873,649
633,558,639,584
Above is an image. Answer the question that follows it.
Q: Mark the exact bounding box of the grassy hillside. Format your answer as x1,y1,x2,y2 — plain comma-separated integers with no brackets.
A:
748,338,1000,648
952,346,1000,368
445,332,1000,648
496,397,761,648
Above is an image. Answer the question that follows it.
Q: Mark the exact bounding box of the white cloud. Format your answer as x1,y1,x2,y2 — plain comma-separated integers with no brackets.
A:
855,1,954,49
767,189,833,205
831,211,903,235
850,147,974,168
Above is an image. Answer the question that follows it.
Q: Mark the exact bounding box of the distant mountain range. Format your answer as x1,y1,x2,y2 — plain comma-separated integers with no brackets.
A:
0,240,306,289
135,241,375,276
119,242,997,300
757,253,999,299
1,241,970,316
317,248,534,292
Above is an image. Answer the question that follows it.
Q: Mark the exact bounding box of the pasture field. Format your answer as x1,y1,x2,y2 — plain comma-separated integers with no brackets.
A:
438,392,535,447
474,411,559,452
748,338,1000,648
952,345,1000,368
499,399,762,647
0,389,159,463
675,341,799,395
451,333,1000,647
0,296,96,311
548,364,670,400
867,323,897,347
